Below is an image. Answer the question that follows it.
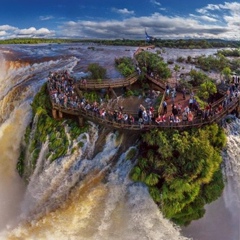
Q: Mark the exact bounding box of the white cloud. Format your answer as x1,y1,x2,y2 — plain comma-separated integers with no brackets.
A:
0,25,17,31
13,27,54,37
1,2,240,40
57,12,231,40
16,27,38,35
150,0,161,6
39,15,54,21
189,14,218,23
0,31,7,36
111,8,134,15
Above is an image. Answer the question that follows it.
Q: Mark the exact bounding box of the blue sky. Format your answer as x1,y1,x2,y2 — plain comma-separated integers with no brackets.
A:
0,0,239,40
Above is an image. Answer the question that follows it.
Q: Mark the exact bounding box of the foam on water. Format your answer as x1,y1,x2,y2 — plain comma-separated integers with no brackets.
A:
0,102,32,230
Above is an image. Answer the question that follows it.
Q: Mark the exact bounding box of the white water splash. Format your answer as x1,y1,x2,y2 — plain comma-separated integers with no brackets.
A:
222,119,240,240
4,136,190,240
0,102,32,230
182,119,240,240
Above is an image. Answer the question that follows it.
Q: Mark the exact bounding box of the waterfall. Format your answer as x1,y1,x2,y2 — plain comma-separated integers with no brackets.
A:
222,119,240,240
182,118,240,240
1,132,190,240
0,102,32,230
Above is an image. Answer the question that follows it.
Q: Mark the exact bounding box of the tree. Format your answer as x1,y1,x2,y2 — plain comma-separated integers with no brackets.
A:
87,63,107,80
197,80,217,101
174,64,180,82
115,57,135,77
130,125,226,226
189,69,206,86
136,51,171,79
221,66,232,83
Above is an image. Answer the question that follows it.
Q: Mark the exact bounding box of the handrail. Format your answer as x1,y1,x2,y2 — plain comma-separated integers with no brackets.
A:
158,91,166,115
74,72,138,90
47,45,239,131
50,97,239,131
145,74,166,91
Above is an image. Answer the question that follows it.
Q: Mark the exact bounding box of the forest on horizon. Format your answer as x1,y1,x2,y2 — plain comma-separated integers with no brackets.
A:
0,37,239,49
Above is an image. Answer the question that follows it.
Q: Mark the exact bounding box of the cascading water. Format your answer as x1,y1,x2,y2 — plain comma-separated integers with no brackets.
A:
182,118,240,240
0,102,32,231
0,113,190,240
222,119,240,240
0,44,239,240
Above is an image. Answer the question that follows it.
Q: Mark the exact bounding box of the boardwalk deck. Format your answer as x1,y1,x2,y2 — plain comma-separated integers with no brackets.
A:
50,96,239,131
48,45,240,131
75,73,138,90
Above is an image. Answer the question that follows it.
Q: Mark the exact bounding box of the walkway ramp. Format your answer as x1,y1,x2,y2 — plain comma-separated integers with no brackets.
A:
75,73,138,90
145,74,166,91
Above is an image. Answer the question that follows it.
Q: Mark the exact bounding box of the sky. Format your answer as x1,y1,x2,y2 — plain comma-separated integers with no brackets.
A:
0,0,239,40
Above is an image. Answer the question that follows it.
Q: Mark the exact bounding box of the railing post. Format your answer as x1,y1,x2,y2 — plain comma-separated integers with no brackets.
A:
78,117,84,127
237,98,240,118
52,109,57,119
58,111,63,119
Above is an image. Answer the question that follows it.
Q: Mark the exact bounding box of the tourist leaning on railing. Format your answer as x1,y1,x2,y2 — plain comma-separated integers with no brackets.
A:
48,70,240,129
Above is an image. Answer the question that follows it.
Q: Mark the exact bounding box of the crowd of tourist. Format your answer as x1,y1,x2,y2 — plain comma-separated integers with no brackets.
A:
47,70,240,129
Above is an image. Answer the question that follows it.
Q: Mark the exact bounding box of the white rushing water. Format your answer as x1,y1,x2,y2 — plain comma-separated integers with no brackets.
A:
0,103,189,240
0,46,191,240
182,118,240,240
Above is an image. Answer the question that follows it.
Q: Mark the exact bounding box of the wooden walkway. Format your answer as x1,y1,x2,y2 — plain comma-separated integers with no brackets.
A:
49,77,240,131
75,72,138,90
48,45,240,131
50,97,239,131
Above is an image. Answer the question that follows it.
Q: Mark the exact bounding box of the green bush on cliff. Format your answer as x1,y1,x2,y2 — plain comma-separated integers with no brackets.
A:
130,124,226,226
17,83,88,178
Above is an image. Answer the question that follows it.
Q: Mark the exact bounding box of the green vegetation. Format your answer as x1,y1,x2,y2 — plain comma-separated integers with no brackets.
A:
178,69,217,102
17,83,88,179
87,63,107,80
0,38,76,45
130,124,226,226
115,57,136,77
188,69,209,87
83,91,101,103
136,51,171,79
1,37,239,49
195,54,229,72
194,53,240,76
221,66,232,83
197,80,217,104
217,48,240,57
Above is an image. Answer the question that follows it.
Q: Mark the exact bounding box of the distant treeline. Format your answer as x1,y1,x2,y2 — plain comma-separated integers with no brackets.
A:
0,37,239,49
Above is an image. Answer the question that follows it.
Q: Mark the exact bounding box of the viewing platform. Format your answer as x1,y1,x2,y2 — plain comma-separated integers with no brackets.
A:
47,45,240,131
50,97,239,131
47,73,240,131
75,72,139,90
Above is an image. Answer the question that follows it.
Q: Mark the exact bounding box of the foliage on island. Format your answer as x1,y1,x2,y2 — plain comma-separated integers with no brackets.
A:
217,48,240,57
87,63,107,80
115,56,136,77
17,83,88,179
136,51,171,79
130,124,227,226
